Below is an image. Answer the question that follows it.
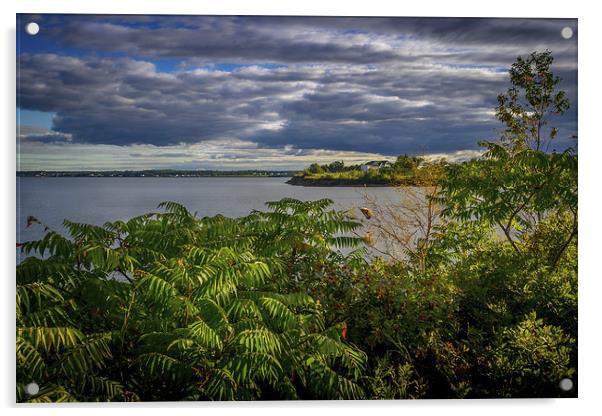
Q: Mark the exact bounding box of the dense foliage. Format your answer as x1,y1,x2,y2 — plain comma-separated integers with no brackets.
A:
17,199,367,401
16,51,577,401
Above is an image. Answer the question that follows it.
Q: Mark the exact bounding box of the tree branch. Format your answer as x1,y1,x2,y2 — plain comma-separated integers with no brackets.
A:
550,211,578,269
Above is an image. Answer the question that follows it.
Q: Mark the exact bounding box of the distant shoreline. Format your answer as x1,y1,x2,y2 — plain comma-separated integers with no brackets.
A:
285,175,438,187
17,170,295,178
285,176,393,187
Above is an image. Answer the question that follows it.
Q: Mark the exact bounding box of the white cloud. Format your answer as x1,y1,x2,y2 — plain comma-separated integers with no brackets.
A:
422,149,484,163
17,135,395,171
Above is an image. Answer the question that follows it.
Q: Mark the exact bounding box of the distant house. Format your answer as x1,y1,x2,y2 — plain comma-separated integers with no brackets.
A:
360,160,392,172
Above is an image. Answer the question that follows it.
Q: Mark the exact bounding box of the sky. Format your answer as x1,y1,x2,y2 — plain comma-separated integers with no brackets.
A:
16,14,578,171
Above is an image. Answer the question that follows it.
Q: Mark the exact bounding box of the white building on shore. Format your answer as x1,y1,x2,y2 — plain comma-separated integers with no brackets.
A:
360,160,393,172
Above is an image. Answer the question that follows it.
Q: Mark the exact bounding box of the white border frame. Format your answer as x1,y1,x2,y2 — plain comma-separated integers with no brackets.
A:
3,1,600,415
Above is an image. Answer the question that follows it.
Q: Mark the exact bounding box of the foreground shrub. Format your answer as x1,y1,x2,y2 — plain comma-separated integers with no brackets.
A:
478,312,575,398
17,200,366,402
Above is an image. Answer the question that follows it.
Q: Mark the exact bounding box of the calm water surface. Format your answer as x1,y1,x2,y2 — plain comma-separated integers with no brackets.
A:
17,177,402,244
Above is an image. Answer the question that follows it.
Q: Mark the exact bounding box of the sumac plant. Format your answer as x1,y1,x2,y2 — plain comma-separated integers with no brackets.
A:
17,199,366,402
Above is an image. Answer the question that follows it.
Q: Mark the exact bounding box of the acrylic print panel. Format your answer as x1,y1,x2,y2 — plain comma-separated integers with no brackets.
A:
16,14,578,402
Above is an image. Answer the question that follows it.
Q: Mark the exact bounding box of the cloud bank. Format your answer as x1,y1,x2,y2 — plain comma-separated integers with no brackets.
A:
17,15,578,170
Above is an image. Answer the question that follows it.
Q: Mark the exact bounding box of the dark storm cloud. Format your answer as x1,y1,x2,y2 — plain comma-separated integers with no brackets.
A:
17,15,578,155
36,15,577,65
42,16,398,64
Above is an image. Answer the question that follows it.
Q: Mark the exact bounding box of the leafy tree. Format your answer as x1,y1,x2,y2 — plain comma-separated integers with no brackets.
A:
496,50,570,152
393,154,422,174
436,51,577,265
327,160,345,173
307,163,325,175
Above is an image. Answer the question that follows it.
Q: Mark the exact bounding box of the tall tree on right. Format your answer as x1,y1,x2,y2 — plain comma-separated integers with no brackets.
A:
437,51,577,266
496,50,570,152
